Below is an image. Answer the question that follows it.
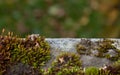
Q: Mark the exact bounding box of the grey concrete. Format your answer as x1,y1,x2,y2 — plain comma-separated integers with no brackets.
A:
45,38,120,68
46,38,120,52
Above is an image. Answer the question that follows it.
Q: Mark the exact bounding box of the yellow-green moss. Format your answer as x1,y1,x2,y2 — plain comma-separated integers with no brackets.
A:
10,35,51,69
52,52,82,68
44,52,83,75
1,30,120,75
44,66,84,75
0,29,51,74
76,44,87,54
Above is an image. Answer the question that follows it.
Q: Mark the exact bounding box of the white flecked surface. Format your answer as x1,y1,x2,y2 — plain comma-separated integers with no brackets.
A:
46,38,120,51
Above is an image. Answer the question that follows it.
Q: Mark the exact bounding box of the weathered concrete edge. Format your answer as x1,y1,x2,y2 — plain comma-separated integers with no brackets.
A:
45,38,120,52
44,38,120,68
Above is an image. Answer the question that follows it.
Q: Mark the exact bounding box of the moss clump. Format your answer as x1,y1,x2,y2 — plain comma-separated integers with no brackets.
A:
52,52,82,68
76,44,87,54
85,67,111,75
85,67,100,75
44,66,84,75
110,60,120,74
99,61,120,75
96,39,116,53
44,52,120,75
43,52,83,75
76,39,120,61
10,35,51,69
0,29,51,74
96,39,120,61
76,39,92,55
0,30,14,74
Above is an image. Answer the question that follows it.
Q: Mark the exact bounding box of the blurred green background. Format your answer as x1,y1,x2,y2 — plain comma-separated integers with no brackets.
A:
0,0,120,38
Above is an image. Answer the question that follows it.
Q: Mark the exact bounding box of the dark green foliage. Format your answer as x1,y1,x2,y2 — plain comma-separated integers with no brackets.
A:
1,0,120,38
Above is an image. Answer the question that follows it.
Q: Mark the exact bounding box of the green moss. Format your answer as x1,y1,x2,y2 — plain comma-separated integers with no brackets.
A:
76,44,87,54
52,52,82,68
44,66,84,75
85,66,113,75
1,30,120,75
0,29,51,74
10,35,51,69
98,60,120,75
85,67,100,75
111,60,120,74
96,39,120,61
44,52,83,75
76,39,92,55
76,39,120,61
97,39,116,53
0,31,13,74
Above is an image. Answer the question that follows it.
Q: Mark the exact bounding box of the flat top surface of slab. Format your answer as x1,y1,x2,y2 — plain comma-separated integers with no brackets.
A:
44,38,120,68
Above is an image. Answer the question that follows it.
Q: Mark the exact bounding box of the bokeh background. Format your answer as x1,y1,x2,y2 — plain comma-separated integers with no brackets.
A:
0,0,120,38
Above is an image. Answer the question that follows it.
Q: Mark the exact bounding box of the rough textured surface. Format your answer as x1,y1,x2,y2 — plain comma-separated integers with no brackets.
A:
80,55,112,67
46,38,80,52
45,38,120,68
46,38,120,51
5,63,40,75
